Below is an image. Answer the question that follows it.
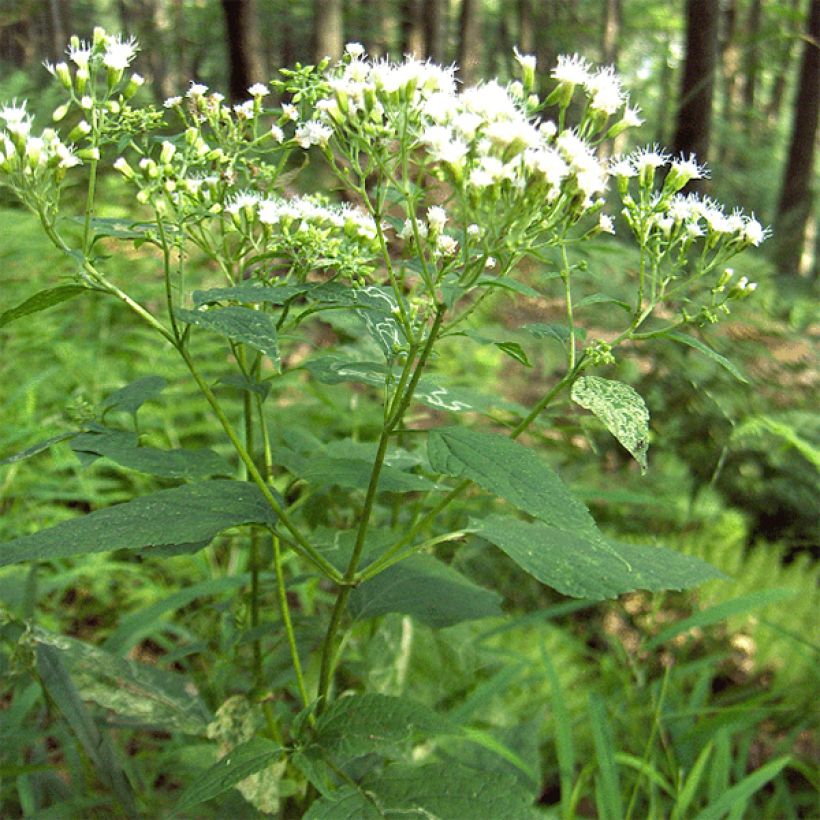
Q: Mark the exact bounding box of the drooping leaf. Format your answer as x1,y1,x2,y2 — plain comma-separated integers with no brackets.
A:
88,217,154,241
476,277,543,299
571,376,650,472
428,427,599,536
101,376,167,416
303,357,387,388
350,555,502,627
667,331,749,383
0,480,277,566
217,373,272,399
0,432,78,466
71,428,232,479
524,322,587,346
307,760,537,819
576,293,631,311
474,514,726,599
172,737,285,816
36,644,139,816
176,306,280,368
0,285,88,328
311,694,452,763
33,627,212,735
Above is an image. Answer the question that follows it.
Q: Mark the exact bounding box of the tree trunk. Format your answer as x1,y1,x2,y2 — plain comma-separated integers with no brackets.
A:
601,0,621,66
773,0,819,275
653,35,675,146
742,0,763,111
672,0,719,193
766,0,802,121
313,0,344,63
518,0,533,54
221,0,265,101
457,0,482,85
362,0,390,56
423,0,445,62
400,0,424,57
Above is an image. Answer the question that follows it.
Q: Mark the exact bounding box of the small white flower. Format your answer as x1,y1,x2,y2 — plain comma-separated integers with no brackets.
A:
248,83,269,97
585,66,624,115
631,145,669,171
467,223,481,237
552,54,591,86
281,103,298,121
609,157,635,178
270,125,284,142
513,47,536,74
426,206,447,231
345,42,365,58
622,104,644,128
485,256,497,269
742,217,766,246
66,41,92,68
233,100,255,119
294,120,332,148
187,82,208,98
103,35,138,71
436,234,458,255
164,96,182,108
599,214,615,234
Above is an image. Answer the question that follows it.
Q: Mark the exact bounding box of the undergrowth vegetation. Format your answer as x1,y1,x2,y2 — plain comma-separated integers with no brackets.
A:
0,29,817,818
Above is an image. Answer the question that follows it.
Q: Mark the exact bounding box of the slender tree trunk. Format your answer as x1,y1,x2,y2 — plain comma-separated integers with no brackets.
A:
766,0,802,120
773,0,819,275
653,35,675,145
518,0,533,54
717,0,741,163
221,0,265,101
400,0,425,57
742,0,763,111
534,0,558,78
457,0,482,85
313,0,344,62
362,0,390,56
601,0,621,66
672,0,720,192
423,0,445,61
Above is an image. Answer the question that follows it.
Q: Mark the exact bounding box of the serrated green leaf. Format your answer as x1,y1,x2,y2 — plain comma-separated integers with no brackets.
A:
571,376,650,471
193,283,313,307
668,331,749,383
303,786,381,819
176,306,280,367
71,428,232,479
33,628,212,735
0,480,277,566
172,737,284,815
312,694,452,762
303,456,436,494
88,217,153,241
303,356,387,387
101,376,167,415
0,285,88,328
0,432,78,466
474,514,726,599
428,427,599,535
350,555,502,627
216,373,272,399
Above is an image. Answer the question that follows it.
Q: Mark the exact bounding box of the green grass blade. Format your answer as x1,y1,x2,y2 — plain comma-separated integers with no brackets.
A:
671,740,713,820
588,693,622,820
644,589,796,651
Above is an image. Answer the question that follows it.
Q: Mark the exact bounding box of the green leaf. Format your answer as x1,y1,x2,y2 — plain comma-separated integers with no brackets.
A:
0,480,277,566
36,644,139,817
172,737,284,816
589,694,623,820
308,760,537,819
476,276,543,299
176,306,280,368
101,376,167,416
217,373,272,399
571,376,650,472
193,283,313,307
460,330,532,367
644,588,795,651
303,357,387,387
415,380,527,416
71,429,232,479
0,432,78,466
312,694,452,762
576,293,631,311
33,627,212,735
88,217,154,241
428,427,599,535
668,331,749,383
524,322,587,347
0,285,87,328
474,515,726,599
302,456,436,494
350,555,502,627
693,757,791,820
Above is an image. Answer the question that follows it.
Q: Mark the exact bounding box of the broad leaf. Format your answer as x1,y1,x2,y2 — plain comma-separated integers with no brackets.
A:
476,276,543,299
306,760,537,819
302,456,436,494
475,515,726,599
428,427,599,536
193,282,313,307
524,322,587,346
311,694,452,762
350,555,502,627
172,737,285,815
0,480,277,566
33,627,212,735
0,432,77,466
571,376,650,471
576,293,631,311
667,331,749,383
176,306,280,368
0,284,87,328
71,428,232,479
101,376,167,416
303,357,387,387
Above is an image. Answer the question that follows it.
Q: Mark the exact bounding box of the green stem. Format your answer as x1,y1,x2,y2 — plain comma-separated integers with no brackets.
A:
82,158,98,256
273,533,311,714
561,244,576,370
177,346,342,583
315,305,446,711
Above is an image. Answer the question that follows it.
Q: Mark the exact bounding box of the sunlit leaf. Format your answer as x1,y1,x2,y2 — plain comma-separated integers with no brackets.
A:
0,285,87,328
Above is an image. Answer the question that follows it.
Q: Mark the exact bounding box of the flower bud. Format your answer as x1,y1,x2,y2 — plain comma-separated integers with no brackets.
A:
76,147,100,161
68,120,92,142
123,73,145,99
75,67,89,94
52,103,70,122
113,156,135,179
80,95,93,111
54,62,72,90
93,27,107,47
159,140,176,164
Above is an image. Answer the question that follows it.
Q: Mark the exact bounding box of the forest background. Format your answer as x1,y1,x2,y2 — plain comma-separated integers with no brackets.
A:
0,0,817,817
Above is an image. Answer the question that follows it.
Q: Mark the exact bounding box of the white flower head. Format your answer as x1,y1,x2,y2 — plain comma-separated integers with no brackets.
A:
552,54,591,86
66,40,92,68
248,83,269,97
187,82,208,98
742,216,766,246
513,47,537,74
164,96,182,108
103,34,138,71
345,42,366,58
270,124,284,143
585,66,625,115
295,120,332,148
426,206,447,231
599,213,615,234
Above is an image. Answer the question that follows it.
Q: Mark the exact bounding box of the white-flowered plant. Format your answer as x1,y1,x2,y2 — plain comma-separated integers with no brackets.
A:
0,30,768,817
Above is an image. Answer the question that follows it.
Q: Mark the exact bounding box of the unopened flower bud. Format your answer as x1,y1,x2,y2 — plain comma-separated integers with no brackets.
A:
159,140,176,164
54,61,72,90
113,156,135,179
106,100,121,114
93,27,107,46
52,103,70,122
76,147,100,161
80,95,93,110
68,120,91,142
75,67,89,94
